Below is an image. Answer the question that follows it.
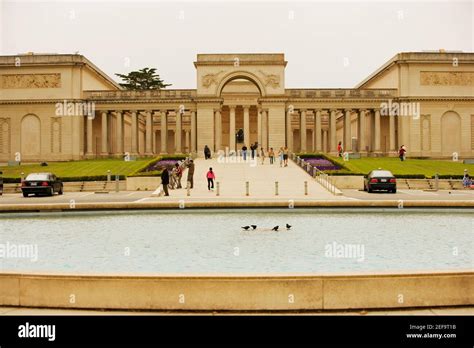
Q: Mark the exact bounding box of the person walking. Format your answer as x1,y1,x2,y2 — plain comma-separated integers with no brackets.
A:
204,145,211,160
278,147,284,167
462,169,472,188
174,162,183,189
283,147,289,167
206,167,215,191
187,159,195,189
399,145,406,162
337,141,343,157
160,166,170,196
260,147,266,165
268,148,275,164
242,144,248,161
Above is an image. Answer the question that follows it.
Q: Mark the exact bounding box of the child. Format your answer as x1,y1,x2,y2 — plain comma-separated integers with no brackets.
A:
260,147,266,165
269,148,275,164
206,167,215,191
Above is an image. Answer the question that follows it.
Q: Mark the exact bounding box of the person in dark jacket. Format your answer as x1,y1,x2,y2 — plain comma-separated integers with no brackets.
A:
160,166,170,196
187,160,195,188
204,145,211,159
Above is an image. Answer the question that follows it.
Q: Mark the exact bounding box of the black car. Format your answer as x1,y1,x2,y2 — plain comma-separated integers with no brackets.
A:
21,173,63,197
363,170,397,193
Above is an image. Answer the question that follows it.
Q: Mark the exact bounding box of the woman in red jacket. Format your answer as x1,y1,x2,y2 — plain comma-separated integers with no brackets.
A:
206,167,215,191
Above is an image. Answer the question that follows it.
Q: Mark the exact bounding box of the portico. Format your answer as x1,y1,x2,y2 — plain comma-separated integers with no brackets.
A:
1,52,473,161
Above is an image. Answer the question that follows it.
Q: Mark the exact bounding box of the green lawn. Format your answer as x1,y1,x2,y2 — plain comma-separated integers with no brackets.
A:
0,158,155,180
330,156,474,178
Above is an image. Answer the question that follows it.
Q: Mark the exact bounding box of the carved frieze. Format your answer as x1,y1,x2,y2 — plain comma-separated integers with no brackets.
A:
1,73,61,89
420,71,474,86
258,70,280,88
202,71,224,88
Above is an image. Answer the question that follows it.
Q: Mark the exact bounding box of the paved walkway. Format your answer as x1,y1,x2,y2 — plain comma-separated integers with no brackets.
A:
149,157,344,201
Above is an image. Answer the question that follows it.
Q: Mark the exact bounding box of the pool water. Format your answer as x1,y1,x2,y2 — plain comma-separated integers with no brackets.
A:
0,209,472,274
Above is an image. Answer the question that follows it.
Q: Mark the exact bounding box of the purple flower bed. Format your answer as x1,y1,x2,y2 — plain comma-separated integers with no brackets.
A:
304,158,341,171
146,159,179,172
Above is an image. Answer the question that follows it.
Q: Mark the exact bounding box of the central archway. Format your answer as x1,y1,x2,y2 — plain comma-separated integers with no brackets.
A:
216,71,266,97
217,74,264,151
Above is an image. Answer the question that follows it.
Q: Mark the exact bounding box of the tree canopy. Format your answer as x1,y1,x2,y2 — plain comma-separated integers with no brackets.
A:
115,68,171,90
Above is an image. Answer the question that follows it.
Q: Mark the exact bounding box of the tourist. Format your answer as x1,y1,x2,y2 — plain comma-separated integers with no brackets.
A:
160,166,170,196
399,145,406,162
260,147,266,164
268,148,275,164
206,167,215,191
251,142,258,160
204,145,211,160
337,141,343,157
278,147,284,167
283,147,289,167
187,159,195,189
169,164,178,189
174,162,183,189
242,144,248,161
462,169,472,188
402,145,407,161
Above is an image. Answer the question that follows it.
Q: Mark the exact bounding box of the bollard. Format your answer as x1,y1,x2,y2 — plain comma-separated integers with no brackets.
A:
187,181,191,196
275,181,279,196
245,181,249,196
115,175,119,192
435,173,439,191
216,181,220,196
107,170,111,182
304,181,308,195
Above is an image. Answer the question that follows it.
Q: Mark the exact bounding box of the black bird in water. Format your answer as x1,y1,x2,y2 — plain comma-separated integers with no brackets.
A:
272,226,279,231
251,225,257,230
286,224,292,230
241,226,250,230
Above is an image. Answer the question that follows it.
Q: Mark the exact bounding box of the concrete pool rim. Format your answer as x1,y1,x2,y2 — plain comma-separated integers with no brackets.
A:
1,270,472,311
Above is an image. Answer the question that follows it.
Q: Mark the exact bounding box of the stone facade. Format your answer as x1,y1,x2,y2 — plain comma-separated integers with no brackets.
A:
0,52,473,161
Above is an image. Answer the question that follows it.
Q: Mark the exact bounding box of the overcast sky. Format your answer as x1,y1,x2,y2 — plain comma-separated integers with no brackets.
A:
1,0,473,88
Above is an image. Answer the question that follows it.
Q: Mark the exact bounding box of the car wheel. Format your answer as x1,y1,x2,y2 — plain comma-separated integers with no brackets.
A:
22,192,28,198
58,186,63,195
368,186,373,193
392,188,397,193
49,187,54,196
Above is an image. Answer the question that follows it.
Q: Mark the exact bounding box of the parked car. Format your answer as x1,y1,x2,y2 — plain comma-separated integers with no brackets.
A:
21,173,63,197
363,170,397,193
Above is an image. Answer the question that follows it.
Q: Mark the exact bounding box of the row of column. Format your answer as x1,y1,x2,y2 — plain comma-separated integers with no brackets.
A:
290,108,397,154
87,110,197,156
214,105,268,151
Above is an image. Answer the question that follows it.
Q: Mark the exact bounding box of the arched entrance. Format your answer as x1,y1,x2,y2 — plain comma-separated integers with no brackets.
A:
440,111,461,157
21,114,41,158
218,74,264,151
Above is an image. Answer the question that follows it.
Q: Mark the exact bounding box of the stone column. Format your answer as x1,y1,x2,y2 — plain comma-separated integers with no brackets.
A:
287,109,293,151
229,105,236,151
145,110,153,155
160,110,168,154
175,109,182,153
374,109,381,153
185,130,190,153
323,130,328,153
243,105,250,147
358,109,367,154
315,109,322,152
262,109,268,149
101,111,108,156
86,115,93,157
330,109,337,153
300,109,307,152
257,107,262,146
389,113,396,153
116,110,124,156
215,108,222,151
190,110,196,153
130,110,139,155
344,109,352,152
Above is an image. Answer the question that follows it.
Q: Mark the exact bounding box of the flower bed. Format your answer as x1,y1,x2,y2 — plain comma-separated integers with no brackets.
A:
303,158,341,171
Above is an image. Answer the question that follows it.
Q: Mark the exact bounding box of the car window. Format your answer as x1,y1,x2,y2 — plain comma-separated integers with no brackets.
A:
372,170,393,177
26,174,49,181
